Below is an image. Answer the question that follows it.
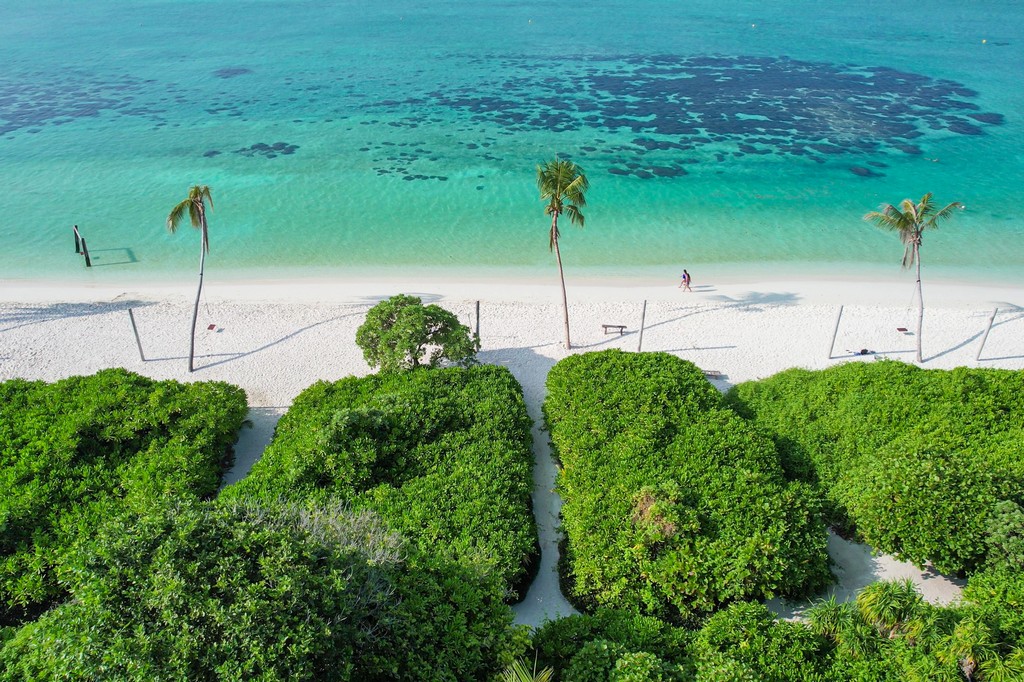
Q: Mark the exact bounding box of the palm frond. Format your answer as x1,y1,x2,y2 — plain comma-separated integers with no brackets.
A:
197,185,214,211
863,206,907,232
563,174,589,206
563,203,585,228
902,244,917,268
927,201,963,226
502,658,554,682
166,199,192,233
901,197,921,222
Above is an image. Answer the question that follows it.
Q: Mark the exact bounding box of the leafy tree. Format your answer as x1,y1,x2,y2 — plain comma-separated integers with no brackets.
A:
537,157,588,349
863,192,962,363
355,294,480,373
167,184,214,373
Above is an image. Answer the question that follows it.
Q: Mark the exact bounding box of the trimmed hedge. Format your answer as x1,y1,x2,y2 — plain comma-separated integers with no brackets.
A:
221,365,537,596
726,362,1024,574
0,499,519,681
545,350,831,624
0,368,247,624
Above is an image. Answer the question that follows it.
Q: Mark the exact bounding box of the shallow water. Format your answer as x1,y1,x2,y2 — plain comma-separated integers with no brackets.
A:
2,0,1021,284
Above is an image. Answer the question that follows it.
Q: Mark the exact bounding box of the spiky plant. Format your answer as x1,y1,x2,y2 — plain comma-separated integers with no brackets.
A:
502,657,554,682
864,193,962,363
856,579,926,639
167,185,214,373
537,158,588,350
808,595,854,641
937,612,1000,681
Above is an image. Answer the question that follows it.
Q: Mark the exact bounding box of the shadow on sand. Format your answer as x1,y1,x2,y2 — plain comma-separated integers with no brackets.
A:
0,300,152,333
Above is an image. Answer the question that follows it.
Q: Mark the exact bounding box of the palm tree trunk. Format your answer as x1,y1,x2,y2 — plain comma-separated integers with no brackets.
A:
914,242,923,363
552,215,571,349
188,216,207,373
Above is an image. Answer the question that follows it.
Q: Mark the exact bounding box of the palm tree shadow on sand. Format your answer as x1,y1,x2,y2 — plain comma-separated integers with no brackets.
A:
703,291,802,310
197,313,364,371
0,301,152,333
966,304,1024,362
143,313,363,369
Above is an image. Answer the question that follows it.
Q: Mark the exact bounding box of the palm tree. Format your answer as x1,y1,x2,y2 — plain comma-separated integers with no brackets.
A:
167,185,214,373
864,192,962,363
537,157,589,349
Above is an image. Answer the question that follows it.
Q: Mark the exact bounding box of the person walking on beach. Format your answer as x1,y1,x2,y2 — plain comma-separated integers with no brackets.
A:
679,269,692,291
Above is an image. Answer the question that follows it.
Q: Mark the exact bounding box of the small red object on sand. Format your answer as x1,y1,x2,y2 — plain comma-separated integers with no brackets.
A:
896,327,908,332
208,324,216,331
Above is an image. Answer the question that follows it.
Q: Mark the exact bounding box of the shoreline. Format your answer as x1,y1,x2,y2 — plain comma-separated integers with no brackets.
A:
3,271,1023,309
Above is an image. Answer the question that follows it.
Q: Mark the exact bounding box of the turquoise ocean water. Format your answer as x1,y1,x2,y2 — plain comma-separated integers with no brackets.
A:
1,0,1022,284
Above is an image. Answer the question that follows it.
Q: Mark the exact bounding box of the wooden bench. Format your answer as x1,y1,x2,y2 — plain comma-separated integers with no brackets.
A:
602,324,626,335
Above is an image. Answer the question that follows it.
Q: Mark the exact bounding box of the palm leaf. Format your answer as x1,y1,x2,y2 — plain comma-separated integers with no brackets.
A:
502,658,553,682
563,203,585,228
166,199,192,234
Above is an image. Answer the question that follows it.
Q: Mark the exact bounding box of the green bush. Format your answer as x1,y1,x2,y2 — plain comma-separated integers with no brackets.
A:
611,651,685,682
222,365,537,596
355,294,480,372
693,602,832,681
545,350,831,623
0,368,247,624
726,362,1024,574
0,499,519,681
532,609,692,678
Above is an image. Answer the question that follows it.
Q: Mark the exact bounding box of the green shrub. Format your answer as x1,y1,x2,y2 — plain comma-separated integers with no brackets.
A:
0,498,518,681
545,350,831,622
964,568,1024,649
0,369,247,624
611,651,685,682
693,602,832,681
355,294,480,372
222,365,536,596
726,362,1024,574
532,609,692,677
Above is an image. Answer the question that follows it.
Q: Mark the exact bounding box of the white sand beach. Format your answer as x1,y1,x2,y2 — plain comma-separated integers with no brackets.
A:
1,273,1022,627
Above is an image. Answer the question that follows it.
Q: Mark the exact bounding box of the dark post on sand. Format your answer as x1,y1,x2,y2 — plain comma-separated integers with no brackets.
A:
73,225,81,254
637,299,647,352
128,308,146,361
475,300,480,339
81,238,92,267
